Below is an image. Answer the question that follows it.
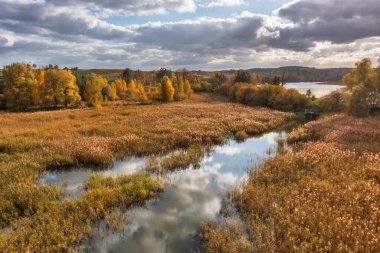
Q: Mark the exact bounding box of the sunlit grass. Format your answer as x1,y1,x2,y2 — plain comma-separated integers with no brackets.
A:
0,93,293,251
201,114,380,252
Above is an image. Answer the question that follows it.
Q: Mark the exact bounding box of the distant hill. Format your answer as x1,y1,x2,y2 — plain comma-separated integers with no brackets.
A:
218,66,351,82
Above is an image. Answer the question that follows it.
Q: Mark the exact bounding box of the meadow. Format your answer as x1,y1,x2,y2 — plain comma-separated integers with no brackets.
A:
201,114,380,252
0,93,294,251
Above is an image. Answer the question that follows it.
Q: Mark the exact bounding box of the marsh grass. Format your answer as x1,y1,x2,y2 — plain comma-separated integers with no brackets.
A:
0,172,163,252
0,93,293,251
201,114,380,252
146,145,208,173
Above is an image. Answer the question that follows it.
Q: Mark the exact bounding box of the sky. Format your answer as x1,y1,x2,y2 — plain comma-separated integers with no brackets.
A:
0,0,379,70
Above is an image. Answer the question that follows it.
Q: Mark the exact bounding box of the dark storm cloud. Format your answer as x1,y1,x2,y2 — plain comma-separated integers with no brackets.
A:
273,0,380,50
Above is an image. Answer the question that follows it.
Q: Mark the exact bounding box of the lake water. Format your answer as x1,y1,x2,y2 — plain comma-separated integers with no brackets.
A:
40,131,289,252
285,82,345,98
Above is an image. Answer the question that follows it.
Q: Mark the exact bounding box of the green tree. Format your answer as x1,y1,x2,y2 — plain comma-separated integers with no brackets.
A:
161,76,175,102
3,63,39,110
272,76,282,85
156,68,172,82
122,68,133,84
306,89,312,99
234,70,251,83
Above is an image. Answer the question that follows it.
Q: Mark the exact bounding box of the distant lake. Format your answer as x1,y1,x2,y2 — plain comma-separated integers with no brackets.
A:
285,82,345,98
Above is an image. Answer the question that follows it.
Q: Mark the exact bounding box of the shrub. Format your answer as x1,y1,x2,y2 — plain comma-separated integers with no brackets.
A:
318,90,350,113
218,83,309,112
235,130,248,142
349,86,372,117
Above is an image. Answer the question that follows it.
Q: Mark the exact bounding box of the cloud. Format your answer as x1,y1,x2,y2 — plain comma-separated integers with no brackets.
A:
198,0,247,8
273,0,380,50
132,14,264,53
48,0,197,16
0,0,380,69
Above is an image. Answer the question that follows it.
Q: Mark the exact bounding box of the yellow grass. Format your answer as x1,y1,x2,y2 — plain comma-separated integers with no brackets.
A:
201,114,380,252
0,93,293,251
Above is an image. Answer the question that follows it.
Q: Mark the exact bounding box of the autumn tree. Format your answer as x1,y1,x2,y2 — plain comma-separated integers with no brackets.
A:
161,76,175,102
34,68,45,104
103,83,118,101
137,81,148,102
128,79,137,90
83,73,108,107
343,73,356,92
251,73,259,85
184,79,192,98
212,71,227,89
44,69,81,108
344,58,378,116
178,79,185,94
3,63,39,110
112,78,127,99
170,73,180,101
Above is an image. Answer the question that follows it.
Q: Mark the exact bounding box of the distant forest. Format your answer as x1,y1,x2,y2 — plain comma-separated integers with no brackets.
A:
0,66,352,96
217,66,352,83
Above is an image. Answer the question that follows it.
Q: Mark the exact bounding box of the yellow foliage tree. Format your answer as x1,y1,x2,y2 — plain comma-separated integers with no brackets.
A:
344,58,378,116
33,68,45,105
178,79,184,94
3,63,39,110
161,76,175,102
104,83,119,101
112,78,127,99
44,69,81,108
83,73,108,107
184,79,192,98
128,79,136,90
136,81,148,102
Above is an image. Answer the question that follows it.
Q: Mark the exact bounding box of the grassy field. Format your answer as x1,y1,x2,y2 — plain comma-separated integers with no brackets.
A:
0,93,294,251
201,114,380,252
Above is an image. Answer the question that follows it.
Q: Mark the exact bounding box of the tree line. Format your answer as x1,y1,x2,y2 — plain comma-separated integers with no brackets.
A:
0,63,194,111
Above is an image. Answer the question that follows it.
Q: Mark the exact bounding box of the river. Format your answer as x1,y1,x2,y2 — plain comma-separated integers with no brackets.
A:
40,130,289,253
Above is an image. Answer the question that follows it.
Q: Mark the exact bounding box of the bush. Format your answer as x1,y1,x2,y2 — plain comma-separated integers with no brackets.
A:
349,86,372,117
235,130,248,142
217,83,309,112
317,90,350,113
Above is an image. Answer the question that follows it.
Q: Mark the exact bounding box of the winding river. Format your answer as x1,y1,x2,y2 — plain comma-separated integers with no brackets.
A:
41,131,288,253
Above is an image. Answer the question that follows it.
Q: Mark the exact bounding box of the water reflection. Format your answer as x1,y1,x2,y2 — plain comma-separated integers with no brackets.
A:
285,82,345,98
87,131,286,253
40,131,287,252
39,157,146,197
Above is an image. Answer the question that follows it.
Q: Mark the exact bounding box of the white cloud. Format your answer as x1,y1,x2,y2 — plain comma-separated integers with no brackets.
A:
198,0,247,8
